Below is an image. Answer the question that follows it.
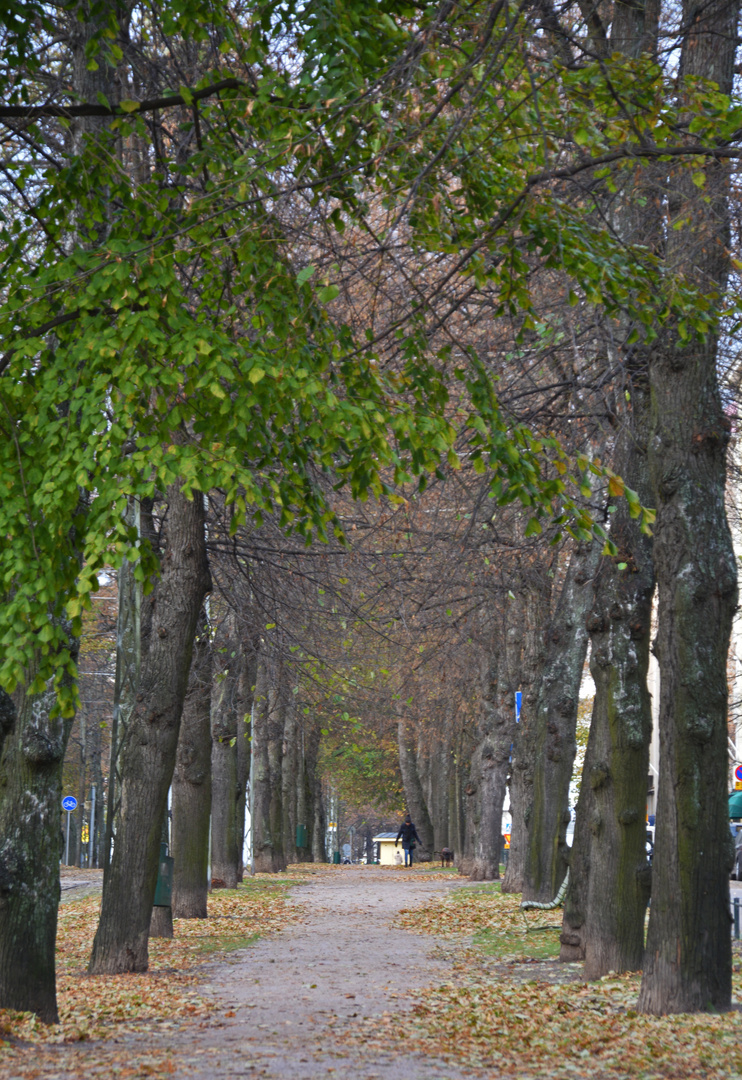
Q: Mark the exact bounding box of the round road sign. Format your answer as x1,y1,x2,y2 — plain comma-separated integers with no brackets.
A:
735,764,742,784
62,795,78,812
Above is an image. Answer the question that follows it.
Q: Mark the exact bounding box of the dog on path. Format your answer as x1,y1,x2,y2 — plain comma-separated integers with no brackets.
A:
440,848,454,868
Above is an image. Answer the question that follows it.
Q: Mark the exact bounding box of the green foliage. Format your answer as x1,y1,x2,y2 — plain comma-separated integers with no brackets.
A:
0,1,736,711
319,713,404,816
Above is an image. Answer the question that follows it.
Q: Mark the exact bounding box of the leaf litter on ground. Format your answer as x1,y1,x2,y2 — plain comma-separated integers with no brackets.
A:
358,873,742,1079
0,871,307,1058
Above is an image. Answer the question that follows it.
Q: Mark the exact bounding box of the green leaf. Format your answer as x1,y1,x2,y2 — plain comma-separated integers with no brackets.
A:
296,264,315,286
318,284,340,303
119,99,140,113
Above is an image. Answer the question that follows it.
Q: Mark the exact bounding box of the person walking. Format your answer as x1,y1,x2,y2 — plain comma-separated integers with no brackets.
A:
395,813,421,867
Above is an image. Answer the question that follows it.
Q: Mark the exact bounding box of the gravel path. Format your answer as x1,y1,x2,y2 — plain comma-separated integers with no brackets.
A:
178,866,471,1079
11,866,474,1079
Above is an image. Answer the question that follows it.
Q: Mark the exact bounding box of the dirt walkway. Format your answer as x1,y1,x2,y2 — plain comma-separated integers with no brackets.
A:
13,866,477,1079
177,866,470,1079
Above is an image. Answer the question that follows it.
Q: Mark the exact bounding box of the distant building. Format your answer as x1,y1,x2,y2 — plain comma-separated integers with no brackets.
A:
372,832,402,865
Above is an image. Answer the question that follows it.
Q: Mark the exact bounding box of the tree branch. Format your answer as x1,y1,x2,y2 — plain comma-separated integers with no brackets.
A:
0,78,246,120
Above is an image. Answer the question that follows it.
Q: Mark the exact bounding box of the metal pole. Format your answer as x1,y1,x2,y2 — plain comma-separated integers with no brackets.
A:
734,897,740,940
89,784,96,868
65,811,71,866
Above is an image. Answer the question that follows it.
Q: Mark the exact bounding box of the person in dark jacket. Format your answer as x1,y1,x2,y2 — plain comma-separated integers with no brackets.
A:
395,814,421,867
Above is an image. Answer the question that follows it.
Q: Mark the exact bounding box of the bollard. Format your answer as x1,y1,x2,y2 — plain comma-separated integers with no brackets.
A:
734,897,740,941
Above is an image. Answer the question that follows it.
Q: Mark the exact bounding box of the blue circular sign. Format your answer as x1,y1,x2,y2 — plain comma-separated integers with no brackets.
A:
62,795,78,812
736,765,742,783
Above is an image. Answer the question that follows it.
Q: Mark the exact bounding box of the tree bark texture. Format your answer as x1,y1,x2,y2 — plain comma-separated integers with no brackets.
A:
88,487,210,974
0,9,117,1013
503,570,553,893
251,647,287,873
281,693,298,865
311,765,327,864
235,644,256,878
561,437,654,973
638,0,739,1014
522,541,600,902
0,677,70,1021
210,623,242,889
560,43,659,965
397,715,434,856
450,735,468,866
470,607,523,881
171,609,212,918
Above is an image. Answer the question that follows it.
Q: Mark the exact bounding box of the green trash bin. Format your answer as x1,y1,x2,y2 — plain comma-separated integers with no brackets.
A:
296,823,308,849
332,851,341,865
154,842,174,906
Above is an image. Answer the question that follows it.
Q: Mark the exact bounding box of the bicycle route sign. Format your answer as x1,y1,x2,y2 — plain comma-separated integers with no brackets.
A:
62,795,78,812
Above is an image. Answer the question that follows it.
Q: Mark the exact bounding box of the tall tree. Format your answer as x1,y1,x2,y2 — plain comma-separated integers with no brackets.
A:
469,599,523,881
251,646,287,873
0,659,74,1022
89,487,211,973
522,539,601,902
503,569,553,893
397,713,435,857
559,0,660,973
210,617,243,889
638,0,740,1014
171,608,212,918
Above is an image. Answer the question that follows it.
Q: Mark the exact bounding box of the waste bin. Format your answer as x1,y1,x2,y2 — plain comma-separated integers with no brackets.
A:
296,823,308,849
153,842,174,906
332,851,341,864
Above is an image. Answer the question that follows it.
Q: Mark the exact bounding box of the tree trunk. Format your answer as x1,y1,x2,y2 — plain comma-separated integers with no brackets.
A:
88,487,211,974
303,723,326,863
503,571,552,893
211,628,240,889
281,693,298,865
559,0,659,975
252,648,287,872
235,645,256,879
397,715,434,855
563,466,654,972
522,541,600,902
171,609,212,918
471,609,523,881
312,770,327,863
429,735,450,853
450,740,465,864
638,0,739,1013
0,675,71,1021
558,718,596,962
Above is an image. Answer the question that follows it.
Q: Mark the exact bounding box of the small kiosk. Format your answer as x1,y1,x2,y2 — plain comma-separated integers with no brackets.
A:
372,831,402,865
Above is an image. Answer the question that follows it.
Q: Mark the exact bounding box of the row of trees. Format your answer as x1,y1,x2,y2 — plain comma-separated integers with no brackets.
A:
0,0,740,1024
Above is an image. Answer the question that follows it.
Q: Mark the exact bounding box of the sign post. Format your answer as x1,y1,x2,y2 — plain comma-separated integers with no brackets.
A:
62,795,78,866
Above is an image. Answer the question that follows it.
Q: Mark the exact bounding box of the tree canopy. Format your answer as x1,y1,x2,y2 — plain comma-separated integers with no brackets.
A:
0,0,730,717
